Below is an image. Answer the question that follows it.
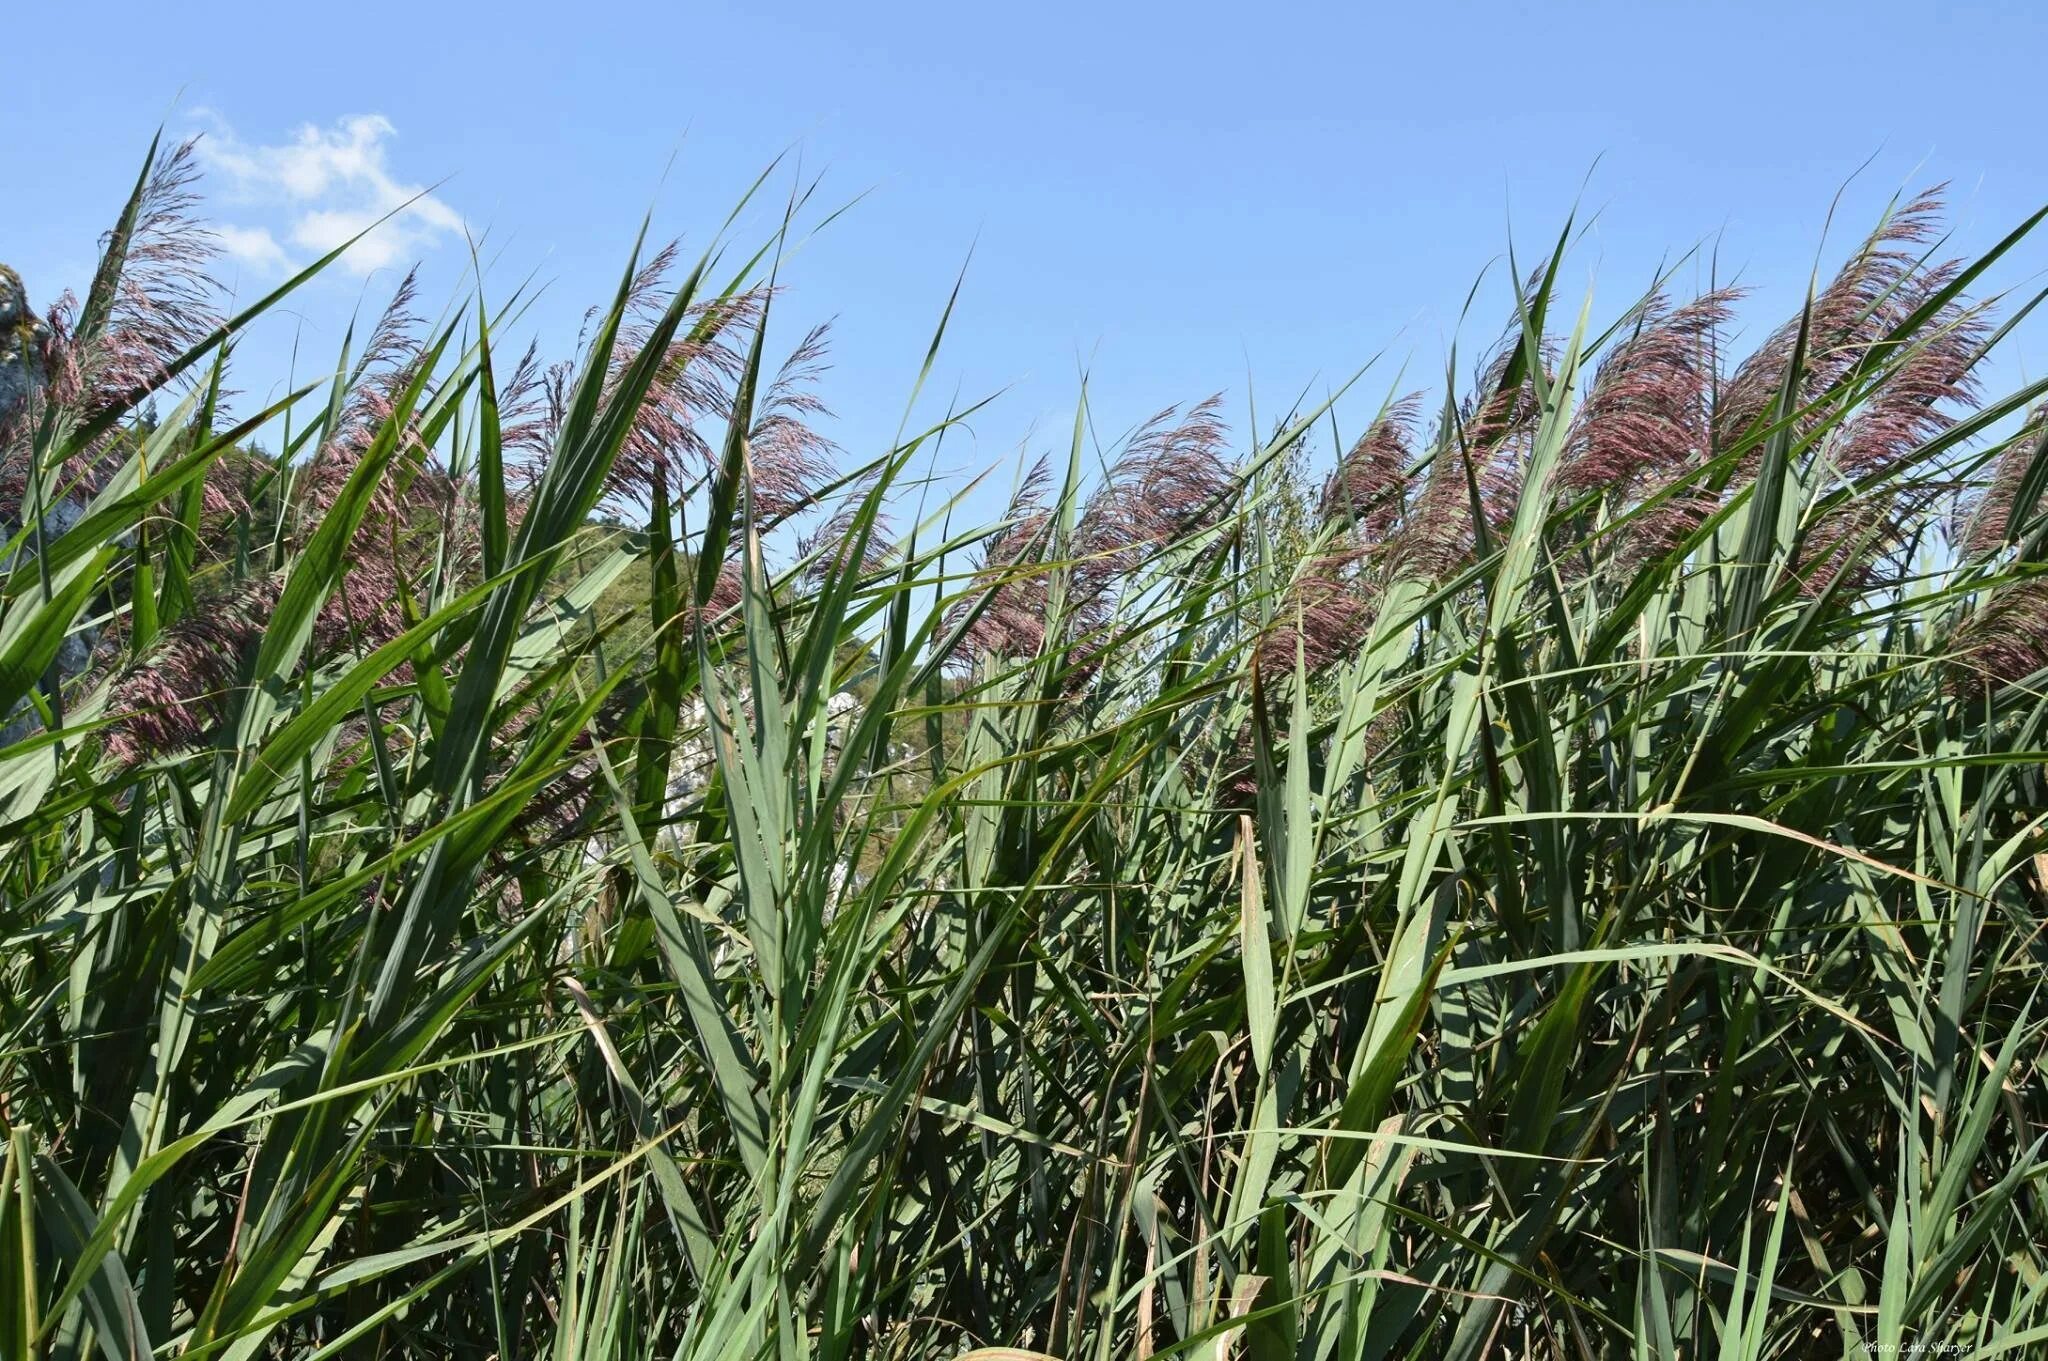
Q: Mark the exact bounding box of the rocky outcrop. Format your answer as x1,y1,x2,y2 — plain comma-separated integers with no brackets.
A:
1,266,94,742
0,265,49,428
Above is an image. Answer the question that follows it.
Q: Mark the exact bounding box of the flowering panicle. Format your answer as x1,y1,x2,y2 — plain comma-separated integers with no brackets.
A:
1321,393,1421,544
2,142,224,511
525,243,753,506
1945,406,2048,688
492,340,552,457
1254,547,1378,681
953,455,1054,662
1391,435,1512,580
526,248,840,524
298,272,446,647
1719,189,1950,447
746,322,840,523
1551,288,1741,562
1072,396,1235,605
701,557,746,621
1382,301,1556,579
1794,291,1989,591
80,139,222,420
947,398,1237,669
1828,266,1989,482
1791,499,1898,596
799,473,895,585
1763,235,1990,591
1563,289,1738,500
1220,548,1385,800
103,576,280,764
102,273,445,762
1962,405,2048,557
1949,579,2048,690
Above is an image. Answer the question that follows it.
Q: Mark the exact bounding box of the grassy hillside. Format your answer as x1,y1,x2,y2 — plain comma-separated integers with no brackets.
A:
3,138,2047,1360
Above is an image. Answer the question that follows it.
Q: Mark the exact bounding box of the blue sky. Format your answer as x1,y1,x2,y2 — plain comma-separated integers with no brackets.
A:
8,0,2048,505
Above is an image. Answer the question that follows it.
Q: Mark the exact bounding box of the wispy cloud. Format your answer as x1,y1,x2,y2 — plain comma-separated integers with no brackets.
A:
214,224,289,273
194,113,464,277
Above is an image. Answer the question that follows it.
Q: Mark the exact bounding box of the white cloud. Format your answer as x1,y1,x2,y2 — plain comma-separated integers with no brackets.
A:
194,112,464,276
214,224,289,273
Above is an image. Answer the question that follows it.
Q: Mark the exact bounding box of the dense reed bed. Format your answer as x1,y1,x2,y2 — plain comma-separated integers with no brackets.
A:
4,136,2048,1359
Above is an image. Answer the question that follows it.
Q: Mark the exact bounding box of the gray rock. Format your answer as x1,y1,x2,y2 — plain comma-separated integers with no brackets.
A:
1,266,96,744
0,265,50,427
